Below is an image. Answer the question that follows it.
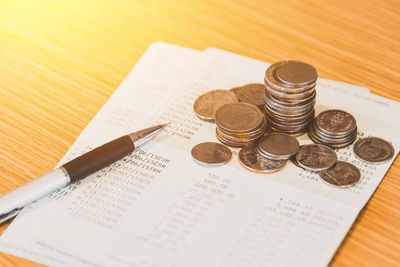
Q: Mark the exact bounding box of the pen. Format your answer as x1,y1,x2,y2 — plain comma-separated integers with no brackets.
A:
0,124,167,224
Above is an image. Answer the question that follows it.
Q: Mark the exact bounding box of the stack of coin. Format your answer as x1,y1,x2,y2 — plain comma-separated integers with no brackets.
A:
309,109,357,149
215,102,266,147
264,60,317,136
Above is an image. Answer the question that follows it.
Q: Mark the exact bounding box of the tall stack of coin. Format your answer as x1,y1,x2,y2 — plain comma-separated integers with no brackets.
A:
215,102,266,147
309,109,357,149
264,60,317,136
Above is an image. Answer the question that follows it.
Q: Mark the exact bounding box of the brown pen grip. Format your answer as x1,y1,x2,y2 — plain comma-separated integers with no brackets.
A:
62,135,135,182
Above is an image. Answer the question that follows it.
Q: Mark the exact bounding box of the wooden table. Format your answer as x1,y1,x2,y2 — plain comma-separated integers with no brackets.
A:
1,0,399,266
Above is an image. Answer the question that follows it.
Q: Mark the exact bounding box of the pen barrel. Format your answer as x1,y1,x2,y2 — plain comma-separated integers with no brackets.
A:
62,135,135,182
0,168,69,216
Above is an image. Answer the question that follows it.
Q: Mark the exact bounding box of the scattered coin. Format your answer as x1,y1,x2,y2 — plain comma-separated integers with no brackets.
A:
215,102,266,147
319,161,361,187
258,133,299,160
193,90,238,121
353,137,395,164
264,60,317,136
191,142,232,166
230,83,265,109
191,61,393,185
309,109,357,149
296,144,337,171
238,145,287,174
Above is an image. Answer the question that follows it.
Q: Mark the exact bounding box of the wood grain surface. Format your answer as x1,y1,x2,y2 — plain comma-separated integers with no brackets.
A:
1,0,399,266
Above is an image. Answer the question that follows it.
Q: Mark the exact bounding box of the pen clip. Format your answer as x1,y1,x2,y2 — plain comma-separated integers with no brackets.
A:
0,207,22,224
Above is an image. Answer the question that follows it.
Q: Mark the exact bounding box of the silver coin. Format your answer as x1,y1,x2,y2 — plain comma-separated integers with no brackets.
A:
353,137,395,164
276,60,318,86
315,109,357,136
238,146,287,173
265,90,316,106
258,133,300,160
308,117,357,149
319,161,361,187
191,142,232,166
264,61,317,136
296,144,337,171
265,62,316,93
265,85,315,100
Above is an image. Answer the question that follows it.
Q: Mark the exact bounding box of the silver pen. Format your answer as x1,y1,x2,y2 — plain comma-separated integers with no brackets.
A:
0,124,166,224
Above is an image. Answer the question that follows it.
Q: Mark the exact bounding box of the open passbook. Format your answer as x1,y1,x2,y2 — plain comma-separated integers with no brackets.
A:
0,42,399,266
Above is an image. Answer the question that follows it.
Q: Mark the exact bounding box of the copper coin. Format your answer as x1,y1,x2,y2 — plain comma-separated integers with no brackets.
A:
319,161,361,187
238,146,286,173
258,133,300,160
215,102,265,133
276,61,318,86
193,90,238,121
191,142,232,166
353,137,395,164
230,83,265,107
315,110,356,136
296,144,337,171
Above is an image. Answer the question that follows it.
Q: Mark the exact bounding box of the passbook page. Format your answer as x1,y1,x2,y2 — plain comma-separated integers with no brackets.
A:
0,43,399,267
106,48,400,267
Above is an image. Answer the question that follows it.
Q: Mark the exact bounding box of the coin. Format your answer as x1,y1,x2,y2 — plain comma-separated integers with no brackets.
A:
308,123,357,149
215,102,266,147
315,110,356,135
265,61,316,93
216,128,262,148
193,90,238,121
319,161,361,187
191,142,232,166
216,102,265,133
308,110,357,148
353,137,395,164
296,144,337,171
258,133,300,160
230,83,265,108
264,60,317,136
238,145,286,174
290,145,304,169
276,60,317,86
